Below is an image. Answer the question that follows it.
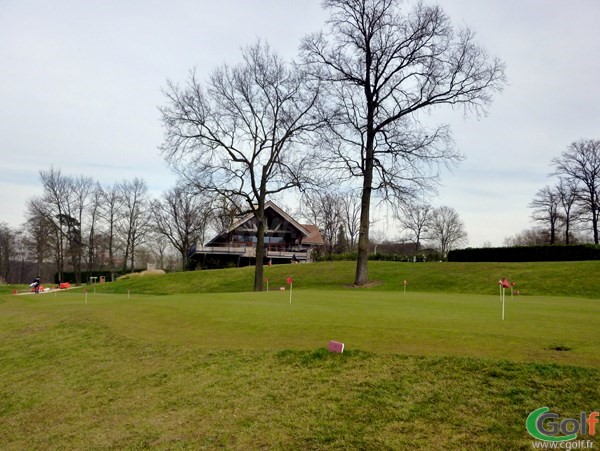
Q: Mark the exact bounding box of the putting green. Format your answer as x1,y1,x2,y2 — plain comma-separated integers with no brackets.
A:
8,289,599,368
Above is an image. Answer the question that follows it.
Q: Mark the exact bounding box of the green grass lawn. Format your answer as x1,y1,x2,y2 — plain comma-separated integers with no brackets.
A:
1,285,599,449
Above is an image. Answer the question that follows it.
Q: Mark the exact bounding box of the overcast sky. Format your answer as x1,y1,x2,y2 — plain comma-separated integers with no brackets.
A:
1,0,599,246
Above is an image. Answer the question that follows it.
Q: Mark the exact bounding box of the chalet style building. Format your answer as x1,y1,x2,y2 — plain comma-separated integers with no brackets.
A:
191,201,324,269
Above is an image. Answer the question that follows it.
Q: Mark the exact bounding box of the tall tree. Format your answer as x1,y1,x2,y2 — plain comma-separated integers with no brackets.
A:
428,206,467,258
301,191,343,256
32,167,71,282
397,201,433,255
552,139,600,244
151,187,213,270
85,182,103,275
0,223,15,283
118,178,150,271
26,199,58,279
99,183,123,280
302,0,505,285
340,192,361,251
160,41,326,291
68,175,95,284
556,178,579,245
22,207,54,279
528,185,560,244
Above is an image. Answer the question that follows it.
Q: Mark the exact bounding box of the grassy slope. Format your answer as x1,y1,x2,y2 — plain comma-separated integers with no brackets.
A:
90,260,600,299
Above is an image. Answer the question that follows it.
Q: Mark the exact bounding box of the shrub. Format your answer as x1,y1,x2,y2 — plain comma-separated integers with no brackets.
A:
448,245,600,262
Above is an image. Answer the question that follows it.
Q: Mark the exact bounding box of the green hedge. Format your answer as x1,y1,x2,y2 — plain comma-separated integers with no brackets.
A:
448,245,600,262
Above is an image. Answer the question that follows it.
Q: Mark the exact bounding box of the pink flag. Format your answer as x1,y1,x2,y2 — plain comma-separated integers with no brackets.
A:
287,277,293,285
501,278,510,289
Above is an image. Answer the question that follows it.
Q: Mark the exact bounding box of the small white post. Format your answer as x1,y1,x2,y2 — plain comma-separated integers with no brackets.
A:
85,289,88,304
289,283,292,304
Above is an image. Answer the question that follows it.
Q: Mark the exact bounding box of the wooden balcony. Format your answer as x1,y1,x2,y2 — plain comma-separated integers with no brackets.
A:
195,245,247,255
194,244,311,261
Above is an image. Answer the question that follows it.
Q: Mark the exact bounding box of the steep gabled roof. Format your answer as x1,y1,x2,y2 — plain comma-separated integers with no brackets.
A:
301,224,325,245
224,201,312,237
207,201,313,245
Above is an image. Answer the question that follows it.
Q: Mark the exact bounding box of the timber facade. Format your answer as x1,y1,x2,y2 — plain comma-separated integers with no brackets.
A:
191,201,324,269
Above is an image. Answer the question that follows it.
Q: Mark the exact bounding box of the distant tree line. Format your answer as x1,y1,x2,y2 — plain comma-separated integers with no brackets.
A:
0,164,469,285
0,167,235,284
298,191,467,261
514,139,600,246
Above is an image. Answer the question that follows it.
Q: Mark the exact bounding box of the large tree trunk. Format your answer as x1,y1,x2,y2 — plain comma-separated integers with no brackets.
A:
354,135,375,287
253,200,266,292
593,201,599,244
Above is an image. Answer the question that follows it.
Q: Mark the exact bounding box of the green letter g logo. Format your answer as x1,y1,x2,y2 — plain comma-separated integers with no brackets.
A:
526,407,578,442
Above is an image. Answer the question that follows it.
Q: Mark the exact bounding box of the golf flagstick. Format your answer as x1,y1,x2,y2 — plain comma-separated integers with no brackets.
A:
500,278,510,320
498,279,504,320
502,287,505,320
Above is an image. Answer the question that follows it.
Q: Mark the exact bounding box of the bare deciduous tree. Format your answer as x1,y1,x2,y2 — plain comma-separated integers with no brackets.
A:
32,167,70,282
68,175,95,284
302,0,505,285
85,182,103,275
428,206,467,258
210,195,245,237
160,41,326,291
341,192,361,251
0,223,15,283
29,167,93,283
151,187,213,270
22,204,54,279
552,139,600,244
118,178,151,271
556,178,579,245
503,229,547,247
397,201,433,255
99,183,123,280
301,191,343,256
528,185,560,245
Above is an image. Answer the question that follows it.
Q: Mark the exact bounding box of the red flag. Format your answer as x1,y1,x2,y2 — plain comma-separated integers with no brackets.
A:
501,278,510,289
267,260,272,267
265,278,269,282
287,277,293,285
